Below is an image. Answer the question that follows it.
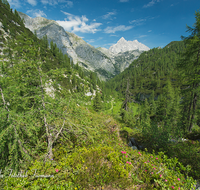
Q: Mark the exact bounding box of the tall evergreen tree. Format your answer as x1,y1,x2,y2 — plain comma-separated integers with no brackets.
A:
0,30,71,171
149,90,156,116
176,10,200,132
2,17,8,32
121,78,132,112
93,92,102,112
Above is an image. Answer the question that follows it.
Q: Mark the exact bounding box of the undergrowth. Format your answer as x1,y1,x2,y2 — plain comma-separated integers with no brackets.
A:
0,104,199,190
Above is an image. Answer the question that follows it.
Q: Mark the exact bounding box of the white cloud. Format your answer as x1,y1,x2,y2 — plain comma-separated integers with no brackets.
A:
102,11,116,20
7,0,21,8
27,0,37,6
148,30,152,32
102,43,115,48
170,2,179,7
61,1,73,8
104,25,133,33
41,0,49,4
66,1,73,7
26,9,47,17
129,16,158,26
87,39,95,43
110,34,118,37
41,0,73,7
143,0,160,8
56,11,102,33
129,18,146,25
119,0,129,2
138,35,147,38
97,37,103,40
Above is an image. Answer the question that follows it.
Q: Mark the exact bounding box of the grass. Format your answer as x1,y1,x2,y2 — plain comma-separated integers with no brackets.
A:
0,102,199,190
104,99,139,117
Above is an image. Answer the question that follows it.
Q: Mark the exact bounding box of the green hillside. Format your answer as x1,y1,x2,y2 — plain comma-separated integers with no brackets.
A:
0,0,200,189
106,41,186,99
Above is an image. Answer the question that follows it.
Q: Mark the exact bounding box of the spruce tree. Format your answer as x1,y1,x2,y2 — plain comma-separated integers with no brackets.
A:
149,90,156,116
0,30,71,170
175,10,200,132
2,17,8,32
93,92,102,112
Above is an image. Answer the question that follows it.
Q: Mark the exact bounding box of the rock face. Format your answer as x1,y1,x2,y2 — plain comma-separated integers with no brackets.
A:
18,12,150,80
128,137,145,151
109,37,150,54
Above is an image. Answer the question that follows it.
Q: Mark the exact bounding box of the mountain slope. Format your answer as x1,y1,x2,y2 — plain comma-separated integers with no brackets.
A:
0,2,200,189
0,1,104,172
109,37,150,54
106,41,186,100
18,12,150,80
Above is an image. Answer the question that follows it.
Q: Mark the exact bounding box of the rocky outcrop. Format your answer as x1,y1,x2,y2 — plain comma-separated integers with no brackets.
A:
18,12,150,80
128,137,145,151
97,47,141,74
109,37,150,54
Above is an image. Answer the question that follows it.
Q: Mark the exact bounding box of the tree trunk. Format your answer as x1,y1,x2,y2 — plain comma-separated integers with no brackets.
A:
47,134,53,159
189,49,200,132
189,92,197,132
187,95,193,130
38,65,54,160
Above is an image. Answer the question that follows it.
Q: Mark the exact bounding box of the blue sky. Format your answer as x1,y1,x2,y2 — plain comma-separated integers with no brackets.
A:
8,0,200,49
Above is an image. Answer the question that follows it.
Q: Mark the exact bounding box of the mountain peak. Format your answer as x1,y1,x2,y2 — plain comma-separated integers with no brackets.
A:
118,37,126,43
109,38,150,54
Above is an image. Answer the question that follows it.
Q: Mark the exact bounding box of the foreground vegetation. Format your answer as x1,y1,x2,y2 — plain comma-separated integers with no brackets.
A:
0,100,199,189
0,0,200,189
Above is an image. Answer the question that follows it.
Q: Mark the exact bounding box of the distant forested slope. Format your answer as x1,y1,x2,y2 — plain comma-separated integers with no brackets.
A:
106,41,186,100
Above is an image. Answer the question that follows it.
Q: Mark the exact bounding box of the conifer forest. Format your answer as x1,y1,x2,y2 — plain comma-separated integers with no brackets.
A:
0,0,200,189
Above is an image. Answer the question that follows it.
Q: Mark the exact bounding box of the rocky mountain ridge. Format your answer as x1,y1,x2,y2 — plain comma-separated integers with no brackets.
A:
18,12,150,80
109,37,150,54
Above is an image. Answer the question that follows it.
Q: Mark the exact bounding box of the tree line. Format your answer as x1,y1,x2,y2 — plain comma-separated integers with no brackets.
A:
105,10,200,142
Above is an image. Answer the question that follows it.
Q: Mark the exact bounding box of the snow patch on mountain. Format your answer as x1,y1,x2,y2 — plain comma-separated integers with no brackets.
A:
109,37,150,54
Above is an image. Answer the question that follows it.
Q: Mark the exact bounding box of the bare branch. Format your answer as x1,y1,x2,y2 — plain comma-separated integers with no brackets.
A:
0,84,10,121
52,107,68,145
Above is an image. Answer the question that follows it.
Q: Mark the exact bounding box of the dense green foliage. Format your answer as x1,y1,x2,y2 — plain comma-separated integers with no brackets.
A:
0,1,200,189
93,92,102,112
106,22,200,135
106,41,186,98
0,0,102,173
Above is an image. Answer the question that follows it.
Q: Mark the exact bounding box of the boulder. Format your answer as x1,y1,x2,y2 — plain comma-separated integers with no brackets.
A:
168,139,178,144
130,137,139,147
128,141,132,147
131,146,138,150
168,138,189,144
128,137,145,151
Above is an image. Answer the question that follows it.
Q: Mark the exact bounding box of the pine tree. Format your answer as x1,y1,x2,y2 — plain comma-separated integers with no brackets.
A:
72,74,76,88
175,10,200,132
93,92,102,112
2,0,10,9
0,31,71,170
149,90,156,116
2,17,8,32
134,77,137,90
90,72,97,90
121,78,132,111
